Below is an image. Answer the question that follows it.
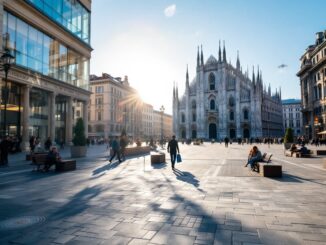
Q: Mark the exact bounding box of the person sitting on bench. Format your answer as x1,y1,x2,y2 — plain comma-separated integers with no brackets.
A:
298,143,309,155
289,143,299,157
244,146,262,171
44,146,61,172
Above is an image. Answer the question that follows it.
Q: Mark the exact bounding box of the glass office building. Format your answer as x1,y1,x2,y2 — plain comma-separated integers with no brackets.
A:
0,0,92,150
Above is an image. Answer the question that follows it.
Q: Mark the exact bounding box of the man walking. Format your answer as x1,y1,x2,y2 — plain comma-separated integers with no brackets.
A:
109,136,122,163
167,135,180,170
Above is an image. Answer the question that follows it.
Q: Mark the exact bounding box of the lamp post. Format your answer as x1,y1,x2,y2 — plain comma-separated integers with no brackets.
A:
0,33,15,136
160,105,165,146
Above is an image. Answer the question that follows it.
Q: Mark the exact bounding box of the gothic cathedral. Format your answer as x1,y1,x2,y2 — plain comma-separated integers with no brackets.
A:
173,43,284,140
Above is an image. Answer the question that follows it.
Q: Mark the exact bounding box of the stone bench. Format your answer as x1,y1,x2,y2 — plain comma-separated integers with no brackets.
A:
151,153,165,164
258,162,282,177
315,150,326,156
55,160,76,172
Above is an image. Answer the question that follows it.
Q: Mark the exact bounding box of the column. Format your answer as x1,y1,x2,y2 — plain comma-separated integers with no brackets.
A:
66,97,73,144
49,92,56,141
83,99,89,139
22,85,31,151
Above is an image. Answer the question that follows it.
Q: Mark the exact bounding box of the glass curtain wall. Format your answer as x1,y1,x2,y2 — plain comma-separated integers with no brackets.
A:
0,82,22,137
26,0,90,44
3,11,89,90
29,88,49,142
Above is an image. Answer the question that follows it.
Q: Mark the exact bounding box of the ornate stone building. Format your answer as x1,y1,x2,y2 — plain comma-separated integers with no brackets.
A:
173,44,283,140
297,31,326,139
0,0,92,150
282,99,303,136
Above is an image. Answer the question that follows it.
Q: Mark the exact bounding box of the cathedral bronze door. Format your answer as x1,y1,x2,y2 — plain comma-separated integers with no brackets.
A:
243,128,250,138
209,123,217,139
229,129,236,139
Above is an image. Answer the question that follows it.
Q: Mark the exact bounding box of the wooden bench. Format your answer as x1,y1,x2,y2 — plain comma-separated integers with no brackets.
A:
151,153,165,164
285,149,313,158
32,153,76,172
254,153,282,177
315,150,326,156
31,153,48,171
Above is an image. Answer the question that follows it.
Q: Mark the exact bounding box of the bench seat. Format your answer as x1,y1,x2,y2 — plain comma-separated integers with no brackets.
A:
55,160,76,172
257,162,282,177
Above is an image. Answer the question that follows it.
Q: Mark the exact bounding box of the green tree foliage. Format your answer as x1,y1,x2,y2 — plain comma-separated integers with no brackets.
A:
73,118,86,146
284,127,294,143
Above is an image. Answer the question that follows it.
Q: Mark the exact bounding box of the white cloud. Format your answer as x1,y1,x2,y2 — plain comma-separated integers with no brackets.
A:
164,4,176,18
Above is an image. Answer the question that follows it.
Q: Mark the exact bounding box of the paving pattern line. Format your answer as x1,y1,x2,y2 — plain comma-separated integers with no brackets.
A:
213,159,227,177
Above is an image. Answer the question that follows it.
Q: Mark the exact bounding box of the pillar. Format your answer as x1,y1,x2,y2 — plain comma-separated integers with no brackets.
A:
66,97,73,144
83,99,89,138
22,85,31,151
49,92,56,141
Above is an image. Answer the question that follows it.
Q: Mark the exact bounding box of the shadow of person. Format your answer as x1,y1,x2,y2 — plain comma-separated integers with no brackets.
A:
92,160,122,176
173,169,204,192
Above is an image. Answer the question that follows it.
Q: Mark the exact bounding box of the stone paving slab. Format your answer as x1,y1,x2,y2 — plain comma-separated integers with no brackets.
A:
0,144,326,244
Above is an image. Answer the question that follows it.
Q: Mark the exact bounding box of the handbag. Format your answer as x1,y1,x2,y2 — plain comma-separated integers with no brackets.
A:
176,153,182,163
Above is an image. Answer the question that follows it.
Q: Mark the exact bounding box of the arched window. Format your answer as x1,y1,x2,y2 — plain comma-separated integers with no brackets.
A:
244,109,249,120
192,100,196,109
318,84,322,99
192,113,196,122
229,96,235,107
181,113,185,123
210,99,215,110
209,73,215,90
229,111,234,121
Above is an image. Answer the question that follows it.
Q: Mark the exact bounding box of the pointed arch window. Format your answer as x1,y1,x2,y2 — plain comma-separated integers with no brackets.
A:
209,73,215,90
192,100,196,109
210,99,215,110
244,109,249,120
229,110,234,121
192,113,196,122
181,113,185,123
229,96,235,107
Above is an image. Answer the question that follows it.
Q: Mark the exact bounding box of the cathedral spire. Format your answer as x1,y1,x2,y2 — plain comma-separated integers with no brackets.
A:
196,46,200,68
236,50,240,70
218,40,222,62
176,82,179,99
252,66,256,85
200,45,204,66
268,83,271,96
173,81,175,99
223,41,226,62
186,65,189,88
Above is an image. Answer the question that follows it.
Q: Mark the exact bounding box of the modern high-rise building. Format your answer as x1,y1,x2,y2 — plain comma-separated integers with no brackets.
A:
173,44,283,140
297,31,326,139
282,99,303,136
0,0,92,150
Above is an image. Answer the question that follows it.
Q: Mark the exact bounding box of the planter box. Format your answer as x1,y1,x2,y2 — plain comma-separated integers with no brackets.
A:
70,146,87,158
56,160,76,172
151,153,165,164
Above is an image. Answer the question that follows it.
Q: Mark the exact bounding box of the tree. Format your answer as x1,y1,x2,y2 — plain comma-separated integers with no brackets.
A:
73,118,86,146
284,127,294,143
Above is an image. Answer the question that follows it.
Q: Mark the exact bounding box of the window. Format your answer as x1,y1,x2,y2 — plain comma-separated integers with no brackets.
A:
96,86,104,93
210,99,215,110
209,73,215,90
317,72,321,81
229,97,235,107
192,100,196,109
318,84,322,99
192,113,196,122
296,120,300,128
229,111,234,121
97,111,102,121
244,109,249,120
181,113,185,123
95,97,103,105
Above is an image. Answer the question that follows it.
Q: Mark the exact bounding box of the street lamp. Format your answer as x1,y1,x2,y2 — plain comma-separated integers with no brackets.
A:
160,105,165,145
0,33,15,136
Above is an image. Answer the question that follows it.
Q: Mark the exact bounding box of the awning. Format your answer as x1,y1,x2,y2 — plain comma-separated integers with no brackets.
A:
317,130,326,135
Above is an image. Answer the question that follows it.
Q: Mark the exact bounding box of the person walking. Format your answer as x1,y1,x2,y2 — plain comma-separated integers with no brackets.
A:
0,136,11,166
224,137,229,148
167,135,180,170
109,136,122,163
44,136,52,151
29,136,36,153
120,135,128,161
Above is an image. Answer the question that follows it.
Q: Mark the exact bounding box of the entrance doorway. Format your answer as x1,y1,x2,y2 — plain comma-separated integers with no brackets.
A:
181,130,186,139
209,123,217,139
243,128,250,138
229,128,236,139
192,130,197,139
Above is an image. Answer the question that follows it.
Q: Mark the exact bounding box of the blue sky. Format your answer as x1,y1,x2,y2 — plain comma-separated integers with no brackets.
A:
90,0,326,114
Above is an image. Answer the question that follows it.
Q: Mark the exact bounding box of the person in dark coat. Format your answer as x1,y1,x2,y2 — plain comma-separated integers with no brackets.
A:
224,137,229,148
44,137,52,151
167,135,180,170
29,136,36,153
0,136,11,166
44,146,61,172
109,136,121,163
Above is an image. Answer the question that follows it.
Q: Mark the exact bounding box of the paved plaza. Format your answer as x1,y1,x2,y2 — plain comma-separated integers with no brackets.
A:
0,143,326,245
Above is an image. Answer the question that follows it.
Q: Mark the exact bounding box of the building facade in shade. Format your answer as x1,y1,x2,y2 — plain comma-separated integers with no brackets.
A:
173,44,284,140
89,73,143,139
152,110,173,140
142,103,153,140
282,99,303,136
0,0,92,150
297,31,326,139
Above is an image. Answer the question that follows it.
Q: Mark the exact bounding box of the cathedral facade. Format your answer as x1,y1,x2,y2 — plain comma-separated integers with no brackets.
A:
173,44,284,140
